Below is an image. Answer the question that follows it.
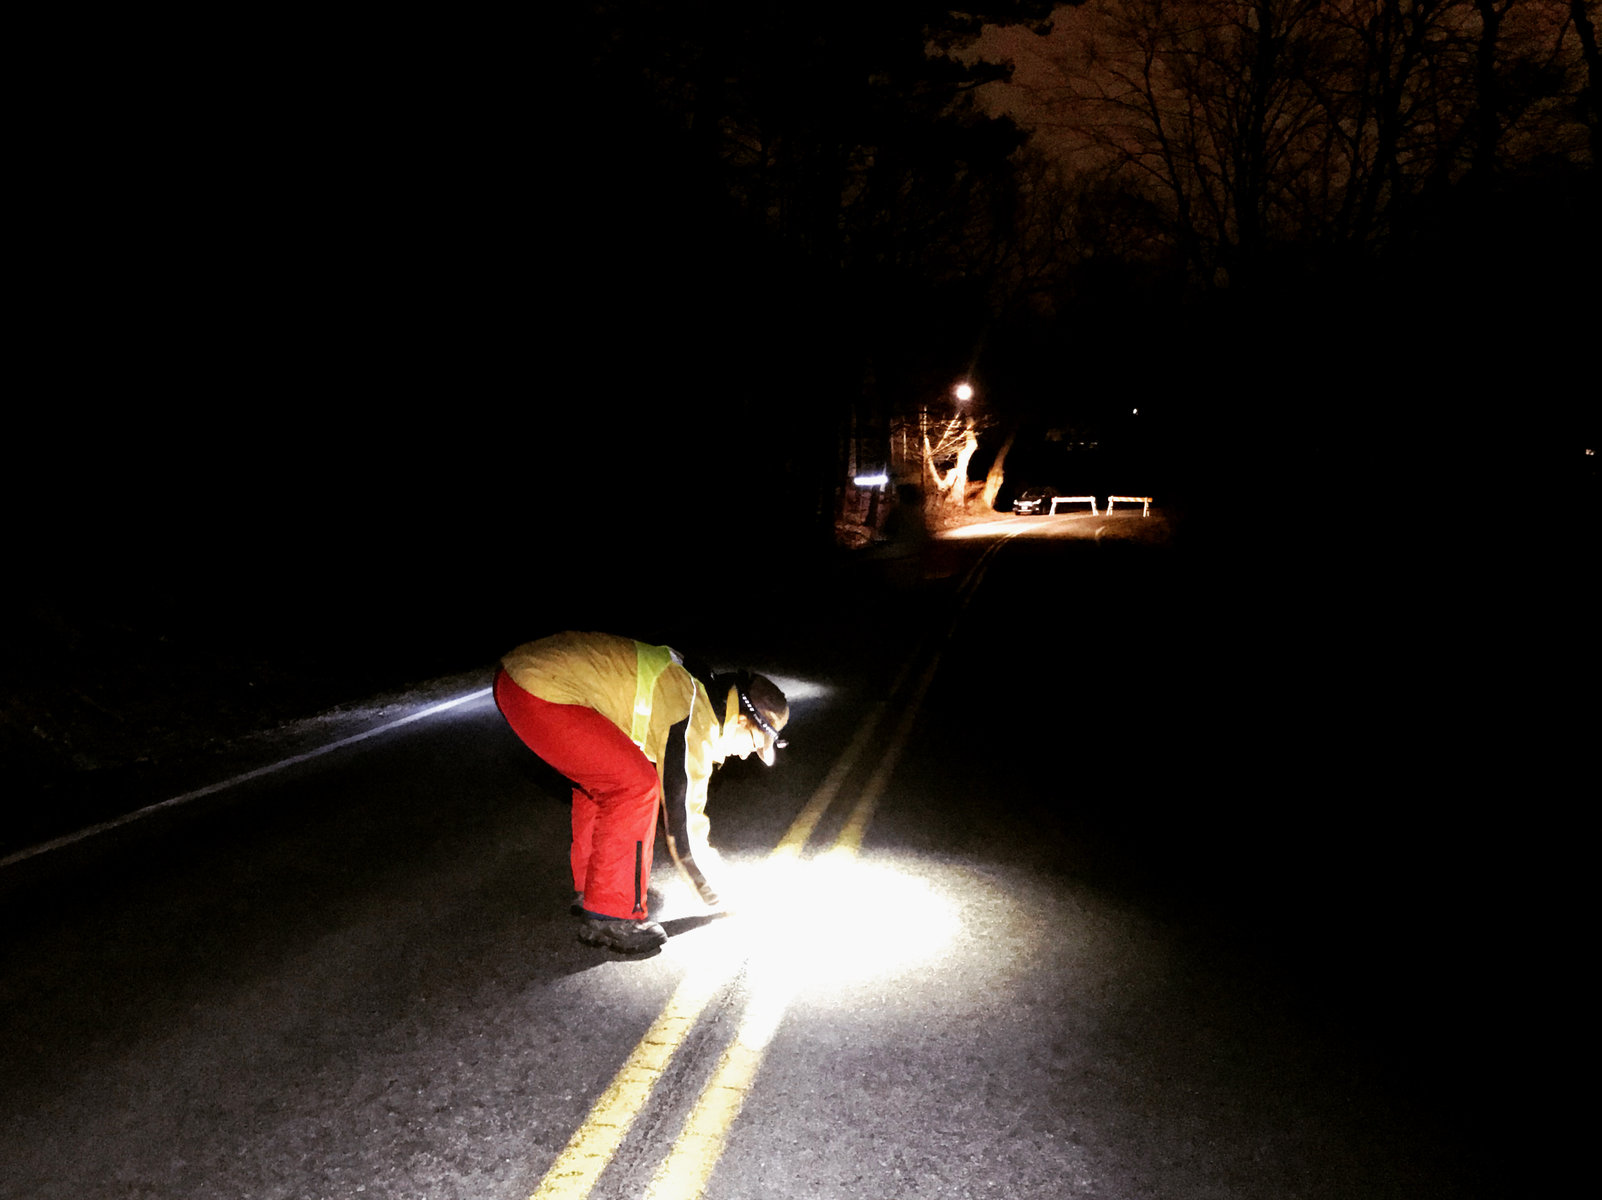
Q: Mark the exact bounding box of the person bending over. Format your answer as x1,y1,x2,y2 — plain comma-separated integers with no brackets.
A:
494,631,788,953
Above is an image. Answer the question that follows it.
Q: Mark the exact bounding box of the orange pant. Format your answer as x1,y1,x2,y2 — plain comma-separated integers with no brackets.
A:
493,668,661,919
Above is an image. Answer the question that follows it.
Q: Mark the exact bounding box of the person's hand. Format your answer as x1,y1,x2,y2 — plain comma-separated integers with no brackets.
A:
696,874,743,915
689,847,731,910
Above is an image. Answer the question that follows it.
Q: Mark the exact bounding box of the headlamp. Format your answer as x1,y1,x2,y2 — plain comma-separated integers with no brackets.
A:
737,686,788,750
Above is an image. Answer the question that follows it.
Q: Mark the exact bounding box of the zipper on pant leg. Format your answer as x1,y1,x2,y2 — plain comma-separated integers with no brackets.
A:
634,841,644,915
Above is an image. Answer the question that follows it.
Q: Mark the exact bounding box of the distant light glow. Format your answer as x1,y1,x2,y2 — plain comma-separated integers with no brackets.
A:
954,382,974,402
853,473,889,488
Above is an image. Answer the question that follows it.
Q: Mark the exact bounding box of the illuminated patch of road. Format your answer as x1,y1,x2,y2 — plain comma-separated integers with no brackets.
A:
642,627,956,1199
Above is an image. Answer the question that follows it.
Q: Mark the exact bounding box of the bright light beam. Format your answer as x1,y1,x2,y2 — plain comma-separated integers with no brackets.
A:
759,674,831,708
725,855,962,990
642,860,961,1200
643,860,960,1200
644,635,961,1199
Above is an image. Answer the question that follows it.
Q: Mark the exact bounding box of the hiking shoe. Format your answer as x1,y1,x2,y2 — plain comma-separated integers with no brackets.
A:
577,916,667,953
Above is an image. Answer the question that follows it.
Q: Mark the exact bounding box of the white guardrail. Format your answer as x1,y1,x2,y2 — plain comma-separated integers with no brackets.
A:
1046,495,1154,517
1048,495,1099,515
1106,495,1153,517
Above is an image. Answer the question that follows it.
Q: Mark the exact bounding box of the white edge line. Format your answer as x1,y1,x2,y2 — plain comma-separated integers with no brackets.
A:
1,686,495,871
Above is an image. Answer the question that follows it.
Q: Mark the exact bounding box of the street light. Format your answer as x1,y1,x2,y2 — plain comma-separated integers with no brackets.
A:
912,380,978,498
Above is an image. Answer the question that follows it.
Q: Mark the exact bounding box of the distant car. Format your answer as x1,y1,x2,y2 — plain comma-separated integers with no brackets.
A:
1012,486,1057,515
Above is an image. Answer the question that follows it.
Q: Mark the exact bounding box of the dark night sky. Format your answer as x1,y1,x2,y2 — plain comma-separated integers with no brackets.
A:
10,12,1598,685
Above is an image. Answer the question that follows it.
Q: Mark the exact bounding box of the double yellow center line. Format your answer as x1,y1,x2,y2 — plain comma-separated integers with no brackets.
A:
531,536,1013,1200
529,690,899,1200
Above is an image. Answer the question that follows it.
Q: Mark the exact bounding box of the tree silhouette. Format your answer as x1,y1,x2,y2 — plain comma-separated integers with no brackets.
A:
580,2,1056,284
1022,0,1595,292
567,2,1064,534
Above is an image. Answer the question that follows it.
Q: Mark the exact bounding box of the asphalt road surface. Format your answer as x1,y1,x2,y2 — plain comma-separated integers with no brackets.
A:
2,514,1512,1199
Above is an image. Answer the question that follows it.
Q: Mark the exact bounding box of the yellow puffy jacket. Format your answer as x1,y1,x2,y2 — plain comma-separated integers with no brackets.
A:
500,631,729,901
